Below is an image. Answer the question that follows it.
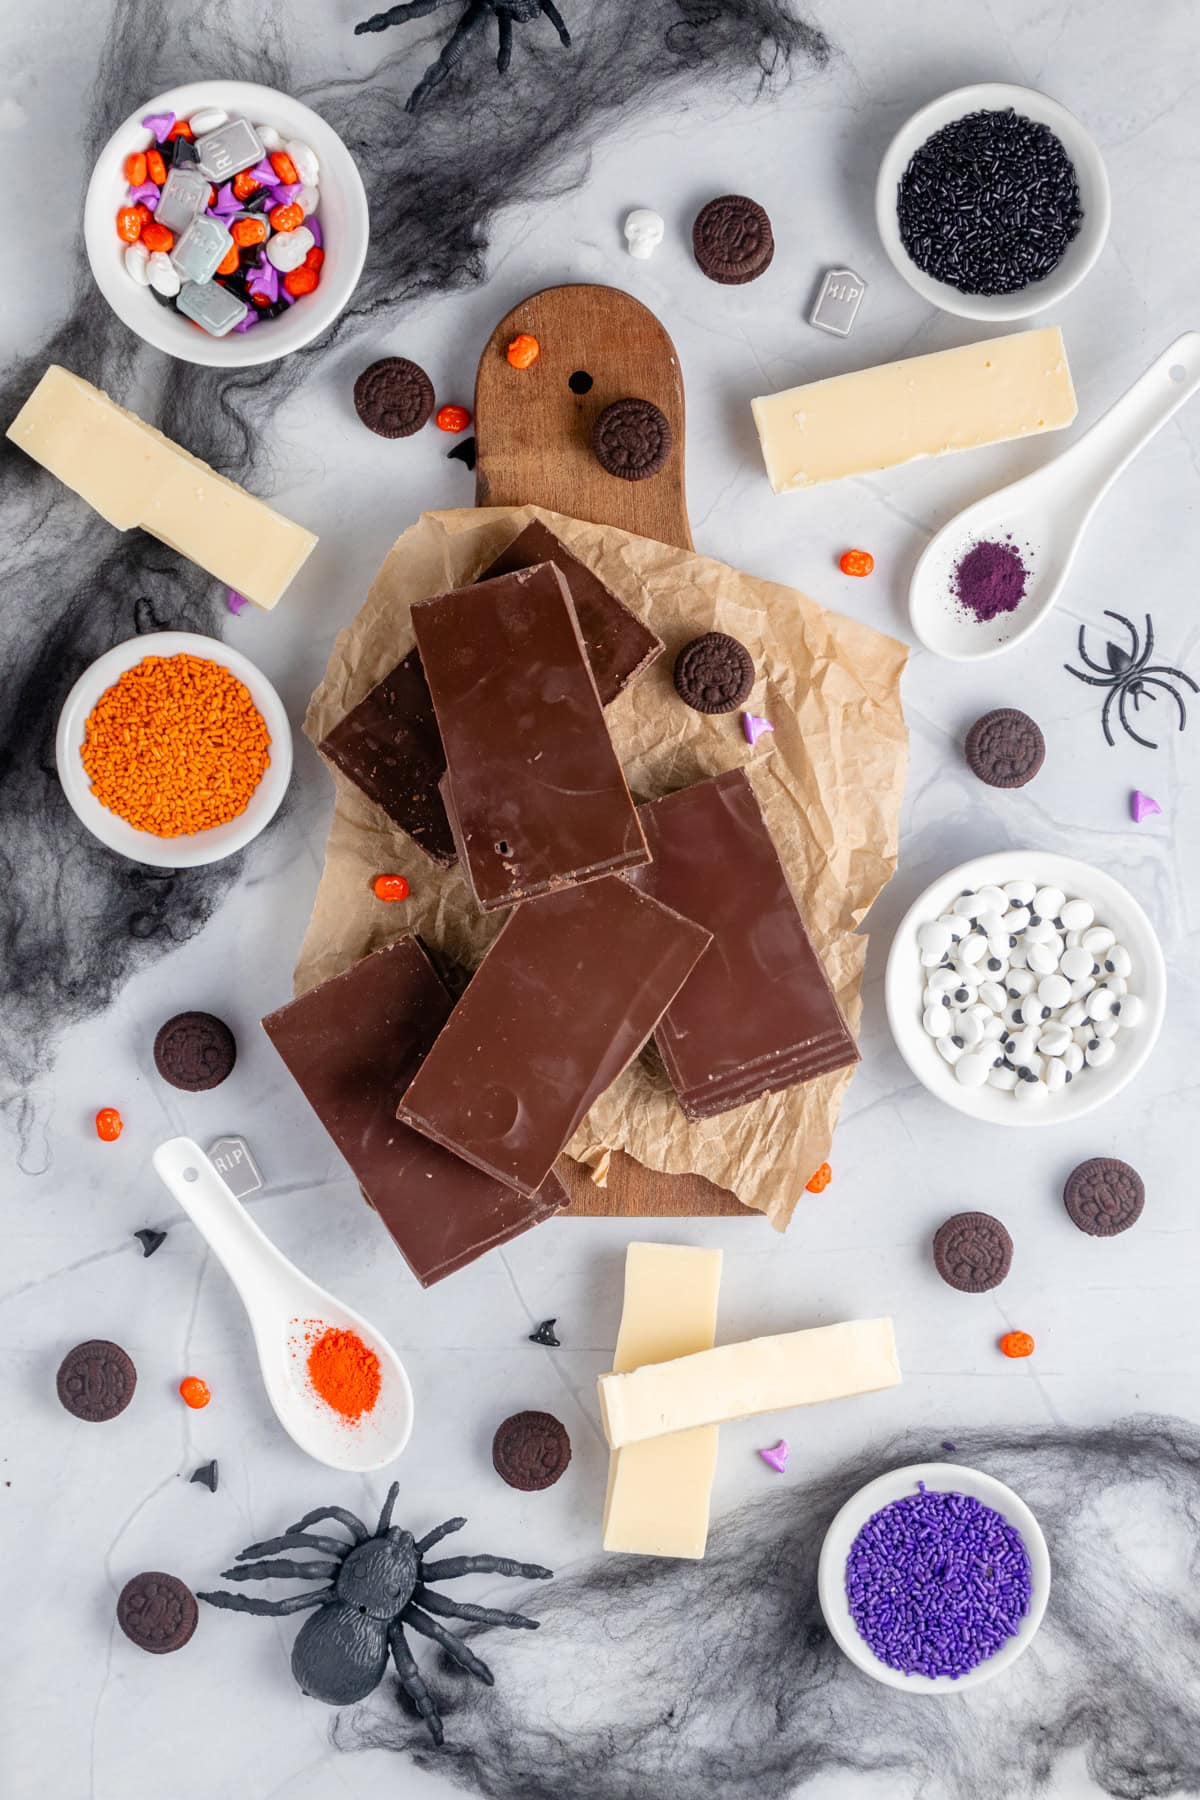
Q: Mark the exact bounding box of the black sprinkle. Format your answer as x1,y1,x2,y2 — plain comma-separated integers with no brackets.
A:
190,1459,219,1493
529,1319,561,1347
134,1228,167,1258
243,188,271,213
447,436,477,471
898,107,1082,296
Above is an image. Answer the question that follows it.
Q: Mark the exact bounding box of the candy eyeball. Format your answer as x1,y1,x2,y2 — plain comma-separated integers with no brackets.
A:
623,208,665,260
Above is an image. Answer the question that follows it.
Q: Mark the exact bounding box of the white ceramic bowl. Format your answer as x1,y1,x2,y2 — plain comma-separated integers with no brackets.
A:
885,850,1165,1127
56,631,292,867
84,80,369,366
818,1462,1050,1693
875,83,1110,322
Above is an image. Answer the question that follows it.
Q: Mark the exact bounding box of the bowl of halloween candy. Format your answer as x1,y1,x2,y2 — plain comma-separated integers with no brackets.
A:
884,851,1165,1126
84,80,369,366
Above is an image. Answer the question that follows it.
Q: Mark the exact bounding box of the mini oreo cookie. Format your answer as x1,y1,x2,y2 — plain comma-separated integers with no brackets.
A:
492,1410,571,1491
117,1572,199,1654
354,357,435,439
592,398,673,482
56,1339,137,1422
1064,1157,1145,1237
154,1012,237,1092
932,1211,1013,1293
965,708,1045,789
693,194,775,285
674,632,755,715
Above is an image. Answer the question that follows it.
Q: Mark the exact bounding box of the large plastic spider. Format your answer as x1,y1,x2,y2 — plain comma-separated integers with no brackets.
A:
199,1482,551,1744
1064,609,1196,749
354,0,572,112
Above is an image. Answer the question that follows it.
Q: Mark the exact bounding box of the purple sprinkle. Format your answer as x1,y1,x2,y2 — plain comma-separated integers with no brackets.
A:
141,110,176,143
127,181,160,210
743,711,774,747
247,157,283,188
758,1439,788,1474
941,1440,957,1453
226,589,250,613
248,262,279,305
953,539,1030,625
845,1486,1031,1680
307,215,323,250
1131,789,1161,824
232,313,259,334
210,182,242,217
274,182,302,206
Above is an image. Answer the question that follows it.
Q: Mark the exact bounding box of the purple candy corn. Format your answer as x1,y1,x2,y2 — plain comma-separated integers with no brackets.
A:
141,111,176,143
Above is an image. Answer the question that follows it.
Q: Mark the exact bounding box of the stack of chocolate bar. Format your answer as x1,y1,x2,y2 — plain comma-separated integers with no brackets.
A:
265,522,858,1285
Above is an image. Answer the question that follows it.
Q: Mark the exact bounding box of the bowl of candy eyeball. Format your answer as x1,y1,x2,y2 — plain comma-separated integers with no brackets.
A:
84,80,369,367
875,82,1110,323
818,1462,1050,1692
885,851,1165,1126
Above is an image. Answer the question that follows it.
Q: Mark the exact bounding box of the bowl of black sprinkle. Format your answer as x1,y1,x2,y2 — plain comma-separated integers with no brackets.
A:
876,83,1109,321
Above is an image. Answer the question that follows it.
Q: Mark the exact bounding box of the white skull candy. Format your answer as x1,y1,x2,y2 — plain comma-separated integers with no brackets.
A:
623,208,665,261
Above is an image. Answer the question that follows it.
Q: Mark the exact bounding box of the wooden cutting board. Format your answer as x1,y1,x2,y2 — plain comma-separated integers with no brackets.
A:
474,283,750,1220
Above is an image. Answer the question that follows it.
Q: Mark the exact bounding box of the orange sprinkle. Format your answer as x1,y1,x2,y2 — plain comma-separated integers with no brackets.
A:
283,266,318,297
80,653,271,838
116,205,144,243
232,171,261,201
268,201,304,234
167,120,194,141
805,1161,832,1193
140,220,174,254
179,1376,211,1409
839,548,875,578
506,333,540,370
305,245,325,272
1000,1331,1035,1359
146,147,168,186
123,151,147,186
373,873,410,903
269,149,299,185
231,215,268,248
436,404,471,433
95,1107,123,1142
216,244,240,278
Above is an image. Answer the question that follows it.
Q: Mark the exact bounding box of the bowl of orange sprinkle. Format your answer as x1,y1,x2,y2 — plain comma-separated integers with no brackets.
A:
56,631,292,867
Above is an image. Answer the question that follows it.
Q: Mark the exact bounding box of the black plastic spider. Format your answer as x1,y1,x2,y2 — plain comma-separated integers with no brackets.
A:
198,1482,551,1745
1065,609,1196,749
354,0,572,112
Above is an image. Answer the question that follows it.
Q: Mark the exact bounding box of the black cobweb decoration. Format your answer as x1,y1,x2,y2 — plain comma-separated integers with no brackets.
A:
0,0,829,1151
1065,610,1196,749
335,1418,1200,1800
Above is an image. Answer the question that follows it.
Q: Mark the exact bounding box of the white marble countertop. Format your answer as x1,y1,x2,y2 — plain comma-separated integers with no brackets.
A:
3,2,1199,1796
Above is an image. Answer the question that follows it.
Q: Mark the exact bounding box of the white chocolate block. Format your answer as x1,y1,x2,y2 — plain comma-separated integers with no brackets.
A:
751,327,1077,493
598,1316,901,1448
6,365,317,609
602,1243,723,1560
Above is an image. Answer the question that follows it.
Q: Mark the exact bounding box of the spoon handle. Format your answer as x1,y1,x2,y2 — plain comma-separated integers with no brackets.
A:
1058,332,1200,512
153,1136,294,1316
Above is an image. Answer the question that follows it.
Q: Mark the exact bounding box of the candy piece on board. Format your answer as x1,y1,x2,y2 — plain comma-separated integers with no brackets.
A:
1131,789,1162,823
623,208,664,259
134,1227,167,1257
759,1439,789,1473
742,711,774,746
208,1135,264,1199
810,266,867,337
529,1319,561,1347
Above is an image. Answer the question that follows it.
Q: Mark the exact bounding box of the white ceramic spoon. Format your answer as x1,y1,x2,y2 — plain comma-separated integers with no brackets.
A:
909,332,1200,661
153,1136,413,1472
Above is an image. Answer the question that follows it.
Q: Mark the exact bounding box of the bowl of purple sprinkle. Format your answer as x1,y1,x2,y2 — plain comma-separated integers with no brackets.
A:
876,84,1109,322
818,1462,1050,1691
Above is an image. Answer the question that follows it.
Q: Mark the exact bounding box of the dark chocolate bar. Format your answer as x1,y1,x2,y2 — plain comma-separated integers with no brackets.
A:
396,877,713,1199
317,526,659,867
412,563,649,912
626,768,859,1118
318,648,456,867
478,520,663,706
262,935,566,1286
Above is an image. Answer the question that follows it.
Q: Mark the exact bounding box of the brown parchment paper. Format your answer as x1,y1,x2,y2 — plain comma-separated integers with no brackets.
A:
297,506,908,1231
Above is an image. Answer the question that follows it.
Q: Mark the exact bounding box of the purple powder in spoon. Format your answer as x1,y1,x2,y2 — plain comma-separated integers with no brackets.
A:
954,539,1029,623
